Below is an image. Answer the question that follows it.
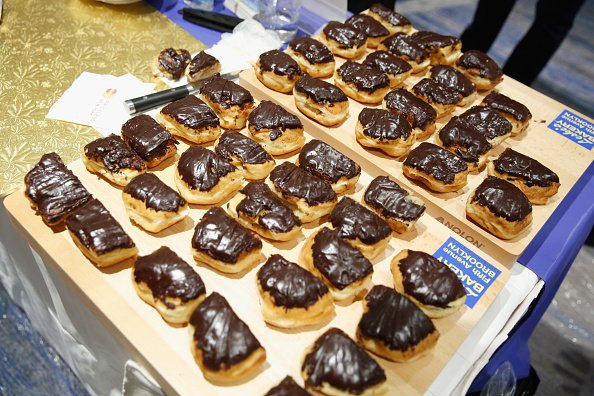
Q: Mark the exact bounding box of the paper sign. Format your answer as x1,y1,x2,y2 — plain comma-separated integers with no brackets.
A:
548,109,594,150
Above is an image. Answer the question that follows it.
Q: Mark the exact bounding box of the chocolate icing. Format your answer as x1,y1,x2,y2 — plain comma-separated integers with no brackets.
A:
298,139,361,183
493,148,559,187
369,3,411,27
157,48,191,80
482,91,532,122
265,376,310,396
430,65,475,96
215,131,273,165
384,88,437,129
403,142,468,184
345,14,389,38
363,50,412,75
134,246,205,308
270,162,336,206
457,50,503,81
198,75,254,109
188,50,219,76
397,250,466,308
248,101,303,142
259,49,303,79
25,153,92,225
358,108,413,141
358,285,437,350
471,176,532,221
438,117,492,164
294,75,347,104
302,328,386,393
412,78,462,105
329,197,392,245
380,33,428,63
323,21,367,49
84,134,146,173
192,207,262,263
289,37,334,65
336,61,390,92
410,31,460,50
458,106,512,141
177,146,237,191
257,254,329,309
311,228,372,290
123,173,186,213
65,199,135,254
189,292,262,371
121,115,177,163
161,95,220,130
364,176,426,222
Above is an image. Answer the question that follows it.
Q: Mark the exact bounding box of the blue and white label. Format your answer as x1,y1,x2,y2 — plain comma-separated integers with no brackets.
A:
433,237,501,308
548,110,594,150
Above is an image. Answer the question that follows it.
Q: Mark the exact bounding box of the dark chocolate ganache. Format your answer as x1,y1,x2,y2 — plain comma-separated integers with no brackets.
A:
482,91,532,122
191,207,262,263
248,101,303,142
457,50,503,81
198,75,254,109
189,292,262,371
84,134,146,173
493,148,559,187
25,152,92,225
302,327,386,393
438,117,492,164
123,173,186,213
358,108,413,141
329,197,392,245
364,175,426,222
412,78,462,105
289,37,334,65
65,198,135,255
336,61,390,92
409,31,460,50
176,146,237,191
188,50,219,76
430,64,476,97
294,75,348,104
269,162,336,206
369,3,411,27
215,131,273,165
298,139,361,184
121,114,177,163
471,176,532,221
384,88,437,129
265,376,310,396
363,50,412,76
403,142,468,184
323,21,367,49
161,95,220,130
257,254,329,309
157,48,191,80
458,106,513,141
345,14,389,38
380,33,428,63
258,49,303,79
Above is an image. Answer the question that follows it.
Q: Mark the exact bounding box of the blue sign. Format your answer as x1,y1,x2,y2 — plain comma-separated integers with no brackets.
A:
548,110,594,150
433,237,501,308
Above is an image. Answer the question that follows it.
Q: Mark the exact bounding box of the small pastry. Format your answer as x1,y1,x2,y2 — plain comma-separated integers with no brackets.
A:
357,285,439,362
214,131,275,180
256,254,334,329
189,292,266,383
255,49,303,93
247,101,305,155
297,139,361,194
481,91,532,136
122,173,189,233
157,95,221,144
466,176,533,239
302,328,387,396
429,64,477,106
379,33,429,73
488,148,560,204
403,142,469,192
412,77,462,118
65,199,137,267
121,114,178,168
197,75,255,130
294,75,349,127
153,47,191,81
320,21,368,59
345,13,390,48
458,105,512,146
174,146,244,205
436,116,493,171
391,250,467,318
409,31,462,65
456,50,503,90
287,37,335,78
185,50,221,83
265,376,310,396
356,108,415,157
364,3,412,34
133,246,206,324
25,153,92,225
301,227,373,302
268,162,337,223
227,181,302,241
364,175,426,233
383,88,437,140
334,60,390,104
362,50,413,88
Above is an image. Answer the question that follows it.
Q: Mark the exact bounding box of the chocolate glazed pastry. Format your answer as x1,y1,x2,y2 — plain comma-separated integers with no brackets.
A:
458,105,513,146
158,95,221,144
409,31,462,65
456,50,503,90
363,50,412,88
247,100,305,155
265,376,310,396
383,88,437,139
378,33,429,73
366,3,412,34
481,91,532,136
121,114,178,168
356,107,415,157
287,37,335,78
430,64,476,106
197,75,255,129
215,131,275,180
412,78,462,117
345,14,390,48
335,60,390,104
186,50,221,82
322,21,368,54
256,49,304,93
25,152,92,225
436,116,493,171
154,48,191,80
293,75,349,127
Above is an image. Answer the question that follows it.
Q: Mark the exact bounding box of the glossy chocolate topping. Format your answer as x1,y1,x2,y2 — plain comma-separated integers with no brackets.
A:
188,50,219,76
248,101,303,142
329,197,392,245
358,108,412,141
363,50,412,75
265,376,310,396
458,106,512,141
323,21,367,49
413,78,462,105
430,65,476,96
289,37,334,65
311,228,372,290
259,49,303,79
161,95,219,130
65,199,135,254
157,48,191,80
298,139,361,183
364,176,426,222
384,88,437,129
192,207,262,263
121,115,177,162
369,3,411,27
358,285,437,350
482,91,532,122
177,146,237,191
410,31,460,50
257,254,329,309
25,153,92,225
493,148,559,187
345,14,389,38
403,142,468,183
123,173,186,212
270,162,336,206
381,33,428,63
198,75,254,109
237,181,302,232
438,117,492,164
189,292,262,371
337,61,390,92
294,75,348,104
398,251,466,308
134,246,205,307
457,50,503,81
84,134,146,173
471,176,532,221
302,327,386,393
215,131,273,165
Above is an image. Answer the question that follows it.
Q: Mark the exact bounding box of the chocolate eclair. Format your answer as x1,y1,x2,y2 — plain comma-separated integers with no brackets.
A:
345,13,390,48
133,246,206,324
383,88,437,139
302,328,387,395
467,176,533,239
412,77,463,117
378,33,429,73
409,30,462,65
256,254,334,328
320,20,368,59
456,50,503,90
356,108,415,157
191,207,263,274
403,142,469,192
297,139,361,193
286,37,336,78
255,49,303,93
153,47,191,80
357,285,439,362
185,50,221,83
215,131,275,180
247,100,305,155
65,198,137,267
430,64,477,106
458,105,513,146
189,292,266,383
121,114,178,168
25,152,92,225
265,376,310,396
365,3,412,34
157,95,221,144
293,75,349,127
363,50,413,88
334,60,390,104
436,116,493,171
391,250,467,318
197,75,255,129
488,148,560,204
481,91,532,136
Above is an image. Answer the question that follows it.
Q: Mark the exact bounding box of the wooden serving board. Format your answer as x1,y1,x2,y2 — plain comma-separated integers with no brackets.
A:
5,132,508,395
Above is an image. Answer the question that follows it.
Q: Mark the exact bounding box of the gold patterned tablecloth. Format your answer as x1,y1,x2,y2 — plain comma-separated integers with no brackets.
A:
0,0,206,197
